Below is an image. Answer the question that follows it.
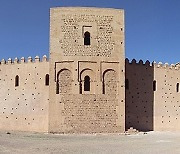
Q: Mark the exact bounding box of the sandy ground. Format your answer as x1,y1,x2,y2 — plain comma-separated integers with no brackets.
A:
0,131,180,154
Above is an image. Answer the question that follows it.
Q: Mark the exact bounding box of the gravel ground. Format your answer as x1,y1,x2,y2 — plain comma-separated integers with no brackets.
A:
0,131,180,154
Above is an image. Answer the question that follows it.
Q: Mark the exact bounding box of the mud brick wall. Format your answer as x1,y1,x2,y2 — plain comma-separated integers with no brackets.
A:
0,56,49,132
49,7,125,134
154,63,180,131
125,59,154,131
60,94,122,133
60,14,115,57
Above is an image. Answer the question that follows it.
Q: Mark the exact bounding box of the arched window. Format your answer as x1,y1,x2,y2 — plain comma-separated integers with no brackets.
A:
45,74,49,86
153,80,156,91
84,31,90,45
15,75,19,87
176,83,179,92
84,75,90,91
103,69,117,94
56,69,72,94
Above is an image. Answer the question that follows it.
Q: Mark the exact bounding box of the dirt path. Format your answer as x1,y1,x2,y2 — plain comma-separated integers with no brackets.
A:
0,131,180,154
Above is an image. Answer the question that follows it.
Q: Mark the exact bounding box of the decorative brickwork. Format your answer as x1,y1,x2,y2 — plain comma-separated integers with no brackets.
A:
61,94,122,133
49,7,125,133
60,14,115,57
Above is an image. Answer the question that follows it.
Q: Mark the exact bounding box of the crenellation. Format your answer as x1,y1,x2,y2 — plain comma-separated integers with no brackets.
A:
7,58,12,64
14,57,19,63
152,61,180,71
1,59,6,64
145,60,150,66
126,60,180,71
125,58,129,64
21,57,25,63
35,56,40,62
138,60,143,65
28,56,32,63
0,55,48,66
125,58,152,67
42,55,48,62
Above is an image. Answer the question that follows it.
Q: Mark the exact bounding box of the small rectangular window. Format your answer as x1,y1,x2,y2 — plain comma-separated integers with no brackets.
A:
153,80,156,91
15,75,19,87
45,74,49,86
177,83,179,92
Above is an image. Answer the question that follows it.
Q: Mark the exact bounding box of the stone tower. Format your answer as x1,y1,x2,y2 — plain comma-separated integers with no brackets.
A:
49,7,125,133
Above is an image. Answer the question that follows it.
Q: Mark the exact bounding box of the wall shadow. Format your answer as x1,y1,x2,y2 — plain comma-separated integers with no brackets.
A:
125,59,154,131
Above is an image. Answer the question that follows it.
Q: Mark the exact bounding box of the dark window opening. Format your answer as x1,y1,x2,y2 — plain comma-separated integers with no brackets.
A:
153,80,156,91
84,31,90,45
177,83,179,92
125,79,129,90
45,74,49,86
15,75,19,87
84,75,90,91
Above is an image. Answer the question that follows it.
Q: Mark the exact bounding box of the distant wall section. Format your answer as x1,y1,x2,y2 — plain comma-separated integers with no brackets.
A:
154,63,180,131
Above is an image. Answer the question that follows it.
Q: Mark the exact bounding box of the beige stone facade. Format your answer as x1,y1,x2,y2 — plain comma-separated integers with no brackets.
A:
0,7,179,133
125,59,180,131
49,7,125,133
0,56,49,132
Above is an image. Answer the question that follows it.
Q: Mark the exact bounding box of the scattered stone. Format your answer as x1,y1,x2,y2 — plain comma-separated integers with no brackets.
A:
125,127,139,135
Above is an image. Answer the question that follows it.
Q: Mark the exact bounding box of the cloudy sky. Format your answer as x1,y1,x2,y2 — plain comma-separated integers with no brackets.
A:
0,0,180,64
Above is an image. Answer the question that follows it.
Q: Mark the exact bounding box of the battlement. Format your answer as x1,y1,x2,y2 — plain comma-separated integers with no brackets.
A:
125,58,180,71
0,55,48,65
125,58,152,67
153,61,180,70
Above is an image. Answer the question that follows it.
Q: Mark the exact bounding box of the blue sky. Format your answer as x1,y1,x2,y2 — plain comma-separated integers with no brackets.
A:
0,0,180,64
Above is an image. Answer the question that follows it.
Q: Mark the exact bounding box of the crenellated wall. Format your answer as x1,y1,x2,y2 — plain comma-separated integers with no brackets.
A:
125,59,180,132
153,62,180,131
0,55,49,132
125,58,154,131
0,6,179,134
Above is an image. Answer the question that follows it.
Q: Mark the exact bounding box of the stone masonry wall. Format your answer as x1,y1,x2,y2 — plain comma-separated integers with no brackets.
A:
154,63,180,131
125,59,154,131
49,7,125,133
59,94,123,133
126,60,180,132
60,14,115,57
0,56,49,132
